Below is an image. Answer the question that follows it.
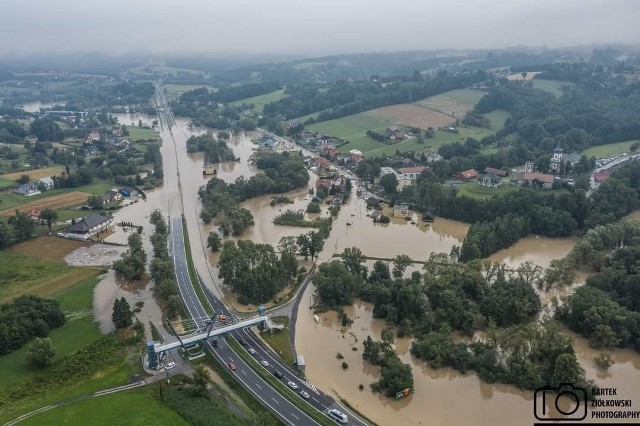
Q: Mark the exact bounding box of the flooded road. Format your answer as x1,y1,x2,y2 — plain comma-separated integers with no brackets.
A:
93,106,640,424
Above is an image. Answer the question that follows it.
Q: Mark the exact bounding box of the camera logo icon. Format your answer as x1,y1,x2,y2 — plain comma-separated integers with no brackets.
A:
534,384,587,421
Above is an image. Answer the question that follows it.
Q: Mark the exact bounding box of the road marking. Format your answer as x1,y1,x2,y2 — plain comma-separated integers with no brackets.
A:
312,397,321,404
255,384,262,390
290,413,299,420
271,397,279,405
241,370,247,376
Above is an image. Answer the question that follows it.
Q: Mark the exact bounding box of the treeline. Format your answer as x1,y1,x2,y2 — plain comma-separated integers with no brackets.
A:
557,220,640,351
178,82,282,104
113,232,146,281
149,210,181,318
273,209,332,230
0,296,66,355
366,130,387,142
263,71,487,122
218,240,298,304
186,133,236,163
0,210,35,249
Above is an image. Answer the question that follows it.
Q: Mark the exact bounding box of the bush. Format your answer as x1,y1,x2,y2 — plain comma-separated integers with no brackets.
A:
306,202,321,213
341,362,349,369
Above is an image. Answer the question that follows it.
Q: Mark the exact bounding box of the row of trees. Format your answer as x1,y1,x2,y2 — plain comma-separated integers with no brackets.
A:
149,210,182,318
217,240,298,304
113,232,146,281
0,295,65,355
0,210,35,249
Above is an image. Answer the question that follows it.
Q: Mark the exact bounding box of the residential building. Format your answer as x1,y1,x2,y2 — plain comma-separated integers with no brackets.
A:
67,215,115,240
519,172,555,190
385,126,404,140
426,152,443,163
27,209,41,219
564,152,582,167
399,166,426,180
380,167,398,177
15,183,41,197
316,179,332,191
314,156,330,169
458,169,478,181
478,173,502,188
25,135,38,144
484,167,508,177
38,176,54,190
590,172,610,190
101,189,122,205
393,203,410,218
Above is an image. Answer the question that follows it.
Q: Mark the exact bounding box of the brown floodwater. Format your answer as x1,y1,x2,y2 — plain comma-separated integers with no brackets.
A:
96,112,640,424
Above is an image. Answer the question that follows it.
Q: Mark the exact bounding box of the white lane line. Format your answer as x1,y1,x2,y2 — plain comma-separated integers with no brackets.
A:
271,397,280,405
241,370,247,376
290,413,299,421
255,383,262,390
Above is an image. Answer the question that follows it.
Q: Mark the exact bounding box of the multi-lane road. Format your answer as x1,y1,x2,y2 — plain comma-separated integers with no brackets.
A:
158,84,369,425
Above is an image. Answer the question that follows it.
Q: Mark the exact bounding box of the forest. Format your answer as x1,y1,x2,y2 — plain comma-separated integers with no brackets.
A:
558,220,640,351
312,248,594,393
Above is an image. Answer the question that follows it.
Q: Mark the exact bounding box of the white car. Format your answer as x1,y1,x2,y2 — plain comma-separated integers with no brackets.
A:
288,381,298,390
248,348,257,355
260,360,269,367
164,361,176,370
300,390,310,399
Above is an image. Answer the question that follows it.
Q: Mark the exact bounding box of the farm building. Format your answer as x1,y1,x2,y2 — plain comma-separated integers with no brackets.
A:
66,215,115,240
393,204,410,218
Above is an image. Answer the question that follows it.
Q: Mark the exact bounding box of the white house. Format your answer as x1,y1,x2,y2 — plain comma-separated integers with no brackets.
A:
38,176,54,190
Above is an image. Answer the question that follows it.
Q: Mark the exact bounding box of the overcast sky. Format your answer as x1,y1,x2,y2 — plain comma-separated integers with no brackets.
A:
1,0,638,57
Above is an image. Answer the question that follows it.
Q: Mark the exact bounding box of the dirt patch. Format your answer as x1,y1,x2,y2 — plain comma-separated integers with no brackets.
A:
367,104,453,129
0,191,90,216
10,235,91,262
2,165,65,181
64,243,126,267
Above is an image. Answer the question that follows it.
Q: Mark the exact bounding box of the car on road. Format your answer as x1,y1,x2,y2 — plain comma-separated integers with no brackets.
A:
328,409,348,424
260,360,269,367
228,362,236,371
238,338,247,345
248,348,257,355
164,361,176,370
212,339,219,347
274,370,283,378
300,390,310,399
287,381,298,390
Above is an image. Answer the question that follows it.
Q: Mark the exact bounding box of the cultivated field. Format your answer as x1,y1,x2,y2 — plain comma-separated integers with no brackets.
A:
367,104,453,128
413,89,485,117
10,235,90,262
582,140,640,158
231,89,288,113
2,165,65,181
0,191,90,216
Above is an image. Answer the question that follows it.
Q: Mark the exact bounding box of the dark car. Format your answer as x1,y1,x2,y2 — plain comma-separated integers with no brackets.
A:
274,370,283,378
212,339,219,347
238,338,247,345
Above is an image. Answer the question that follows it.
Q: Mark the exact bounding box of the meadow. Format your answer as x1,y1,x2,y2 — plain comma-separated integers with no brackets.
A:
230,89,288,113
582,140,640,158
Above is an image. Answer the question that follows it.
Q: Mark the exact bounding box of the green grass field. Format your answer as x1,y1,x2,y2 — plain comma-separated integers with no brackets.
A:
456,181,520,199
0,177,15,188
582,140,640,158
0,276,103,390
230,89,288,113
532,79,574,97
260,316,293,364
127,127,159,141
413,89,485,117
20,386,189,426
481,109,511,129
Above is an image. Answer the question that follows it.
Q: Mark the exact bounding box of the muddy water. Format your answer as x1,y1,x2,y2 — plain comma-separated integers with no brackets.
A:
489,235,579,269
20,101,59,112
110,112,157,127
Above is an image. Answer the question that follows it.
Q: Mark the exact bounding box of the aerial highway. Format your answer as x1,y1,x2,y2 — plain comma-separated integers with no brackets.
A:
158,84,369,425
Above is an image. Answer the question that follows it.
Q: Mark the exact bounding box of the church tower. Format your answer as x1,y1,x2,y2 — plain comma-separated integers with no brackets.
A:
550,142,563,173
